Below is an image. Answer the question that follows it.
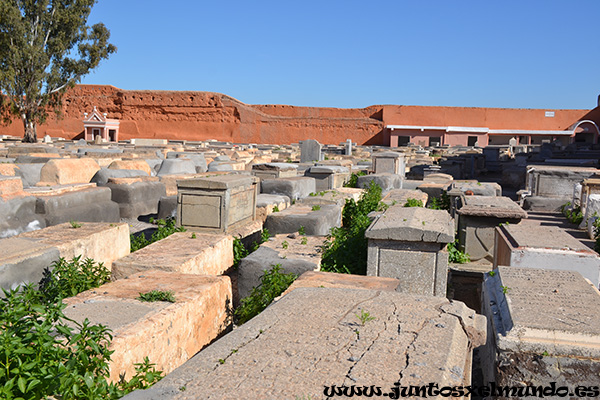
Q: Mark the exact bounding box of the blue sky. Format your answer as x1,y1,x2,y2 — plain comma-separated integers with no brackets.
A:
81,0,600,110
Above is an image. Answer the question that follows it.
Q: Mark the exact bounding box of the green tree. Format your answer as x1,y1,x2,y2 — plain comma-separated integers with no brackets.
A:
0,0,116,142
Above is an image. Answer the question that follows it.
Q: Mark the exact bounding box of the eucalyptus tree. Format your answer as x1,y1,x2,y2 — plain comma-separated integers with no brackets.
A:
0,0,116,142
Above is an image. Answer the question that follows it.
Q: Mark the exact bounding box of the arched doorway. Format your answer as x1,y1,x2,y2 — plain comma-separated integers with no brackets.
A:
572,120,600,145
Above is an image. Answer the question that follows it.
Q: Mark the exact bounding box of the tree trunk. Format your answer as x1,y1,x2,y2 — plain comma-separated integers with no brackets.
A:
22,115,37,143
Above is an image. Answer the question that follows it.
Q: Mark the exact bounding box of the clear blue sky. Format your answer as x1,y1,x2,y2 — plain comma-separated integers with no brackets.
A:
81,0,600,110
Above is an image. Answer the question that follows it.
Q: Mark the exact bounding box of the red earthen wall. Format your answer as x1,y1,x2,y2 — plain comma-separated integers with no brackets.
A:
0,85,385,145
1,85,596,146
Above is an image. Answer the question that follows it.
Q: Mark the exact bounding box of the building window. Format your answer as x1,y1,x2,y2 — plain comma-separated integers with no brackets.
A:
429,136,441,147
467,136,478,146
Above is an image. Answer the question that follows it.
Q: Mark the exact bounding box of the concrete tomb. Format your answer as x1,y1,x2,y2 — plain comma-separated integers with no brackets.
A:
372,151,406,177
365,206,454,297
481,266,600,388
251,162,298,180
106,177,166,219
304,165,349,192
494,223,600,286
177,175,258,233
456,196,527,263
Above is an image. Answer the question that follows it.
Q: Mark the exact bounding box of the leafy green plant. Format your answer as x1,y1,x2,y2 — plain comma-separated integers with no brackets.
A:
300,237,308,245
282,240,289,249
69,220,82,228
488,270,496,277
561,202,583,225
355,309,375,325
298,226,306,235
130,218,186,252
233,236,249,269
321,181,385,275
0,285,163,400
428,191,451,211
447,239,470,264
235,264,297,324
272,205,280,212
501,285,510,294
38,256,111,304
137,290,176,303
344,171,367,188
311,205,321,211
403,198,424,207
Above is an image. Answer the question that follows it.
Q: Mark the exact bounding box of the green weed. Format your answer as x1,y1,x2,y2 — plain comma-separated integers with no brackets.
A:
234,265,297,324
137,290,176,303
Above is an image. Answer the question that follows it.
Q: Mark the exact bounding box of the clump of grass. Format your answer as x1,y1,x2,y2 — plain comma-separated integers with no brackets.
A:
137,290,176,303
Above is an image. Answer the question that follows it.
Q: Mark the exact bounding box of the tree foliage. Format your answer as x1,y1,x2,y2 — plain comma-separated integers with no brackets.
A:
0,0,116,142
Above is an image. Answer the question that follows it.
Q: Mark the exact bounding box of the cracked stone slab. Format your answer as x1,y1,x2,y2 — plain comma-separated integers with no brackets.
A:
123,287,485,400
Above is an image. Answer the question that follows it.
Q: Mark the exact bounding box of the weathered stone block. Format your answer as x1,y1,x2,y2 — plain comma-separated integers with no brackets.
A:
33,185,121,226
64,270,232,382
19,222,130,270
0,237,59,291
107,178,167,219
260,176,316,201
381,188,428,207
357,173,402,192
283,270,400,296
108,159,153,176
251,163,298,180
264,204,341,236
38,158,100,185
112,232,233,279
177,175,258,233
304,165,349,192
123,288,485,400
255,193,290,223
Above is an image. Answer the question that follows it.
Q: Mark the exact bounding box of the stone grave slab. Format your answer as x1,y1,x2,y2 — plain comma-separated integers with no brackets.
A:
481,266,600,388
300,139,322,163
112,232,233,279
108,159,153,176
123,287,485,400
255,193,290,223
19,222,130,270
251,162,298,180
107,177,167,219
298,187,362,208
37,158,100,186
494,223,600,286
381,188,428,207
31,184,121,226
264,204,341,236
282,270,400,296
357,173,402,192
63,270,231,382
260,176,316,201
